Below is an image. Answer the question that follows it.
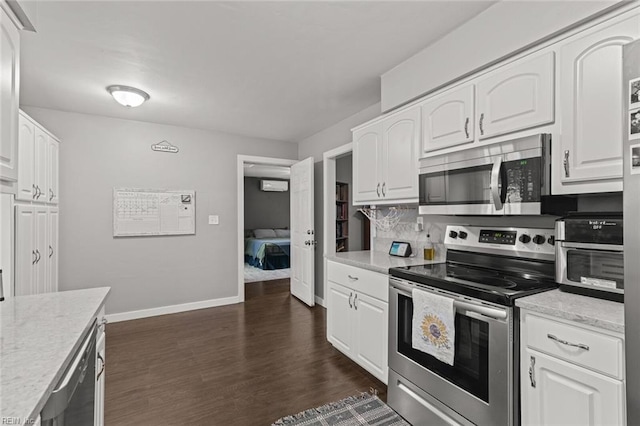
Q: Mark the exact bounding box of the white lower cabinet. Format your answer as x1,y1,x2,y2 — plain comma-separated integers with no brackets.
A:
520,311,626,426
326,261,388,384
95,314,106,426
14,204,58,296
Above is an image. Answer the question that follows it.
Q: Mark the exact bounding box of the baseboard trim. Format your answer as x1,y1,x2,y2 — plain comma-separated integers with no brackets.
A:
106,296,241,323
315,296,326,308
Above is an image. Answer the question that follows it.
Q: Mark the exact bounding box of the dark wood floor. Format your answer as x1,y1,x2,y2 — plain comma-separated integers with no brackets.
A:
105,279,386,425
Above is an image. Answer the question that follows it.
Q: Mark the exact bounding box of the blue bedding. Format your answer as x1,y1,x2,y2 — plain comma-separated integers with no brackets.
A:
244,237,291,269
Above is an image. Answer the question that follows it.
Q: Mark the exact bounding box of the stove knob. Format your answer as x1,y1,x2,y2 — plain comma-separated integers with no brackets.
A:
533,235,546,245
458,231,468,240
519,234,531,244
449,230,458,239
547,236,555,246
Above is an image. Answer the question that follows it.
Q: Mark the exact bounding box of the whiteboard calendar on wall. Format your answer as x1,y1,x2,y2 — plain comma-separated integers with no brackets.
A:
113,188,196,237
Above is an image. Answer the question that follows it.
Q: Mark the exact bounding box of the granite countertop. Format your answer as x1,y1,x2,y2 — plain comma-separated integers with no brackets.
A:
516,289,624,334
0,287,110,425
326,250,443,274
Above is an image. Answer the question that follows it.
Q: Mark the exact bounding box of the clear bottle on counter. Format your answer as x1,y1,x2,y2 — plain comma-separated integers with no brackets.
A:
423,234,435,261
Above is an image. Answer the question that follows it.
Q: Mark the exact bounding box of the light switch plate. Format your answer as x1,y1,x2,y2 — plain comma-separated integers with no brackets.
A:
208,215,219,225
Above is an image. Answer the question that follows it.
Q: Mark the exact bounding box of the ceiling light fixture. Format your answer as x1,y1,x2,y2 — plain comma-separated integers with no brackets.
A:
106,85,150,107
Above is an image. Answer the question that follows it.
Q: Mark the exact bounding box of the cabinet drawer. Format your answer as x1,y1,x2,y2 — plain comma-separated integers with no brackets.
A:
327,261,388,302
524,313,623,379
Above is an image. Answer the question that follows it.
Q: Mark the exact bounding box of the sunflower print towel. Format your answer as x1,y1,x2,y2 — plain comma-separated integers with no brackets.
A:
411,288,455,365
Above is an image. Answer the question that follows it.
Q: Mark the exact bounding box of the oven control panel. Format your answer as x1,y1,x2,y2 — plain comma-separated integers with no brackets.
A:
444,225,554,260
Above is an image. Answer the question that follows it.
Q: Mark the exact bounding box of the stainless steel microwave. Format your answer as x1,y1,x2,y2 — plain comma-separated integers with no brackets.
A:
418,134,576,215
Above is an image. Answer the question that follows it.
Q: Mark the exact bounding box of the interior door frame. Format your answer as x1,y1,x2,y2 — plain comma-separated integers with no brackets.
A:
237,155,297,303
322,142,353,305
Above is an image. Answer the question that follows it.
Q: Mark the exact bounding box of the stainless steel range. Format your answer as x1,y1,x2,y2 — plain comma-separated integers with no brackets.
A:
388,225,557,426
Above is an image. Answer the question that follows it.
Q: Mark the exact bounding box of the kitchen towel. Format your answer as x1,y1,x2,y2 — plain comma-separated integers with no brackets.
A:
412,288,456,365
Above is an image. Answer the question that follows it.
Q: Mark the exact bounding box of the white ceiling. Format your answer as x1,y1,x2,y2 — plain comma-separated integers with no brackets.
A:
20,1,495,142
244,163,290,179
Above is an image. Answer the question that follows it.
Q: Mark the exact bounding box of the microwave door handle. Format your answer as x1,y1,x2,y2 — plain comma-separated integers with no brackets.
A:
490,157,504,211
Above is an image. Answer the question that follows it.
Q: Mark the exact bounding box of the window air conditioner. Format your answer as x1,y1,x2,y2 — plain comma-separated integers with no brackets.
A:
260,180,289,192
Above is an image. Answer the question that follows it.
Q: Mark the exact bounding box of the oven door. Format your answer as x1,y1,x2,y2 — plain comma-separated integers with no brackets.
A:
388,278,515,426
556,242,624,294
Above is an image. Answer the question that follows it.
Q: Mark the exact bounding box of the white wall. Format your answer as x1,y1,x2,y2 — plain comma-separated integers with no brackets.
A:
381,0,625,111
23,107,298,315
244,177,290,230
298,102,379,301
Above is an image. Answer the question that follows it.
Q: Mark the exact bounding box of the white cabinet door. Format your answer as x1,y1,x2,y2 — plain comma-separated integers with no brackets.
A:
47,207,58,292
522,348,625,426
556,15,640,194
47,138,59,204
381,106,420,201
14,205,34,296
353,291,388,383
353,122,383,204
95,330,106,426
34,127,48,203
34,205,48,294
327,281,354,356
0,8,19,183
477,52,555,140
421,84,475,154
16,114,35,201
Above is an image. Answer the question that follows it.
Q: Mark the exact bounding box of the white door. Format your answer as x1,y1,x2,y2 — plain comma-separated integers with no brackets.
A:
521,348,625,426
34,127,48,203
327,281,354,355
17,114,35,201
381,106,420,201
34,205,48,294
353,291,388,383
47,207,59,292
48,138,59,204
0,8,19,183
557,15,639,193
353,123,383,204
15,204,35,296
290,157,315,306
477,52,555,140
421,84,475,154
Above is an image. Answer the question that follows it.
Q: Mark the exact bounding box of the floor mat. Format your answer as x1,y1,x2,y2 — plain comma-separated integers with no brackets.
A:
244,263,291,283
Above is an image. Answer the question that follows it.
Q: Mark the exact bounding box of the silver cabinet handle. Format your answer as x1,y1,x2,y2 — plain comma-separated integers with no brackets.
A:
353,293,358,310
529,356,536,388
35,185,41,199
490,157,504,211
32,185,37,199
49,188,54,201
96,353,105,381
35,250,41,264
348,292,353,308
49,245,53,258
347,275,359,281
32,250,38,265
547,333,589,351
382,182,386,197
563,150,570,178
376,183,380,198
479,113,485,135
464,117,469,139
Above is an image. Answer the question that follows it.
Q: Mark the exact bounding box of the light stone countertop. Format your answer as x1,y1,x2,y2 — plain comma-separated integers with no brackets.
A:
326,250,443,274
0,287,110,425
516,289,624,333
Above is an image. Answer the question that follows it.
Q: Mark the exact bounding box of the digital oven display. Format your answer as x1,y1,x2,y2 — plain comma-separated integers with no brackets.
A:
479,230,517,245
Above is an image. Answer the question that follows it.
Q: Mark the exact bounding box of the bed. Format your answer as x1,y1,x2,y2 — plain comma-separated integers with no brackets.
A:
244,228,291,270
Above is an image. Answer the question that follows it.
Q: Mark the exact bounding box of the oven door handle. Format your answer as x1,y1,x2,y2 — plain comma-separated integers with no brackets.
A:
559,241,624,251
390,279,508,320
490,156,504,211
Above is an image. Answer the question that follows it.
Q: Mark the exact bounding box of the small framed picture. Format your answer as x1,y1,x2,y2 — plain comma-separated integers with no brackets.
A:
631,78,640,109
630,108,640,139
631,144,640,175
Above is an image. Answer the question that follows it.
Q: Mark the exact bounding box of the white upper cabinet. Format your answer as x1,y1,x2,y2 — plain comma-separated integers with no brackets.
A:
17,114,34,200
34,127,47,202
381,106,420,201
420,84,475,154
477,52,555,140
353,106,419,205
353,122,383,204
555,13,640,194
0,8,19,183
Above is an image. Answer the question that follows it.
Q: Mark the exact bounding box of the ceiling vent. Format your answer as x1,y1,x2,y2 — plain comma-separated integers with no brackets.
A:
260,180,288,192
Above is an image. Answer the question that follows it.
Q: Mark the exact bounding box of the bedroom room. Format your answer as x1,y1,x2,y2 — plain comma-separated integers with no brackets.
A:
243,162,292,286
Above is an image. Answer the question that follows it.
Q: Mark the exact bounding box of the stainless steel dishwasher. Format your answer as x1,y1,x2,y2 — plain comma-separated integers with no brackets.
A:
41,322,97,426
